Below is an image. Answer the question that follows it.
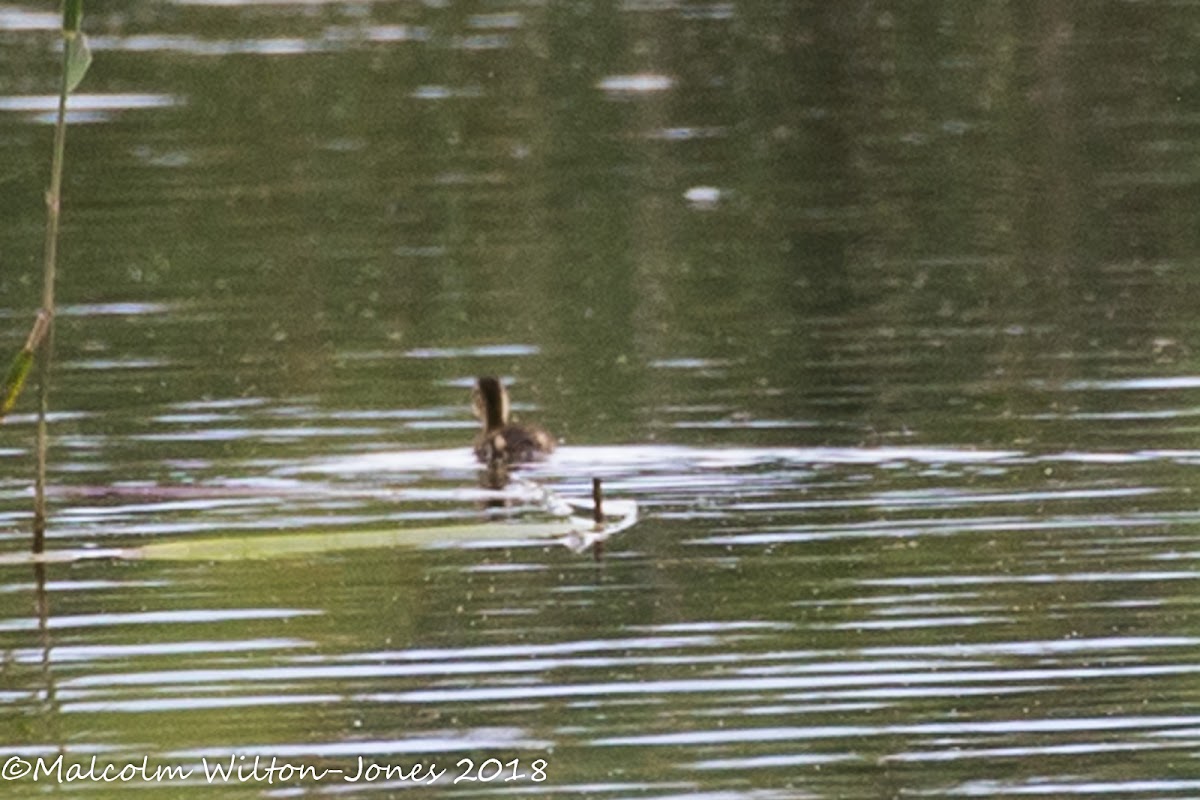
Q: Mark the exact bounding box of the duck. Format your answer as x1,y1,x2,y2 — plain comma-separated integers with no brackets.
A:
472,376,555,465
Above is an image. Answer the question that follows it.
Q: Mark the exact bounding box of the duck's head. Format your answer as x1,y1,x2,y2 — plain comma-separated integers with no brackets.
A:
472,376,510,431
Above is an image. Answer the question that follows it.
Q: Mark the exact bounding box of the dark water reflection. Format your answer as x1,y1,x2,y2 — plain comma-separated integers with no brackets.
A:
3,2,1200,798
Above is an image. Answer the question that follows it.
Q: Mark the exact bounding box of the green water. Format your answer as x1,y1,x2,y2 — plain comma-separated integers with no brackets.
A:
2,3,1200,798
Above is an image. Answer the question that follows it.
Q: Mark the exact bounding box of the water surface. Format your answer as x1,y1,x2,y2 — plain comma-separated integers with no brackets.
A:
2,3,1200,798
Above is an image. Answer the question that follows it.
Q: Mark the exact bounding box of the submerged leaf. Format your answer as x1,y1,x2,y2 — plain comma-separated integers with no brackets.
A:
0,547,130,567
132,517,606,561
65,33,92,93
0,477,637,564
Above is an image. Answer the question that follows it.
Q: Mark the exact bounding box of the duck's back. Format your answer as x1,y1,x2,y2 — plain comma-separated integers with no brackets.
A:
475,423,555,464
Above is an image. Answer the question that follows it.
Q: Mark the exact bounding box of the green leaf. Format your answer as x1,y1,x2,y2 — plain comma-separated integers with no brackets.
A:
1,349,34,419
133,519,592,562
65,32,92,93
0,509,637,566
2,312,51,421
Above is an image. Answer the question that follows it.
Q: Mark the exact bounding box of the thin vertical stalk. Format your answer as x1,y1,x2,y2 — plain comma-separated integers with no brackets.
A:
33,1,82,553
591,478,605,562
32,354,52,551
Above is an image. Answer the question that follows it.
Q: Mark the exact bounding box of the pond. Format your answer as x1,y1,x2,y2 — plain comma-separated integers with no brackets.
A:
2,2,1200,797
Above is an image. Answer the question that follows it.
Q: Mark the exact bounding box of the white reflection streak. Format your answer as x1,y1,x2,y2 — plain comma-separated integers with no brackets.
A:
373,663,1200,705
0,608,319,632
882,740,1167,763
593,713,1200,746
0,94,180,112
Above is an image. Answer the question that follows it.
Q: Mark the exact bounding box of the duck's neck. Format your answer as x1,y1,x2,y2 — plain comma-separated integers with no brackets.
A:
479,380,509,431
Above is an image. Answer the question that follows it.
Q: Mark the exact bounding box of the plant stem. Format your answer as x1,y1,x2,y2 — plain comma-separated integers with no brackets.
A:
33,3,80,553
592,477,604,526
591,478,605,562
